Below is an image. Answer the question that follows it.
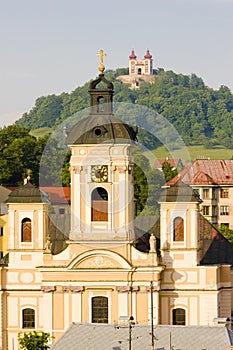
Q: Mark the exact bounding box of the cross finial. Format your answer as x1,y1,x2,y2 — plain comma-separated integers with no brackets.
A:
97,49,107,74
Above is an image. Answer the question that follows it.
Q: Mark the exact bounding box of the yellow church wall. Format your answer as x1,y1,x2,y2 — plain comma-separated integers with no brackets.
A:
161,266,221,290
159,291,218,325
136,292,149,323
0,214,8,256
53,292,64,329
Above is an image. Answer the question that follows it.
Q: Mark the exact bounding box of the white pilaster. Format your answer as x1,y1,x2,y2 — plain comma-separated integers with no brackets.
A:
42,293,53,333
118,293,128,317
64,293,70,330
71,293,82,322
38,210,44,248
119,172,125,230
73,173,81,233
8,210,15,249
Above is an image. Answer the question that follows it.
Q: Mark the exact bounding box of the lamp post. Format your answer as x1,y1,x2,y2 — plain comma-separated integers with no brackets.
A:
128,316,134,350
118,315,135,350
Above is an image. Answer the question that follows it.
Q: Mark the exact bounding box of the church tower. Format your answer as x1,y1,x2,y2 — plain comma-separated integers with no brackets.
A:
7,181,49,268
159,180,202,268
67,50,138,243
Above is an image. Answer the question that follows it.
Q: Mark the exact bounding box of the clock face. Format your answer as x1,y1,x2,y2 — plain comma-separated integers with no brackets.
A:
91,165,108,182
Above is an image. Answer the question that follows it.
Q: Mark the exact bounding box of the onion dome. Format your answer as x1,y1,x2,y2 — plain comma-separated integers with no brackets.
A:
7,182,49,203
129,49,137,60
144,49,152,59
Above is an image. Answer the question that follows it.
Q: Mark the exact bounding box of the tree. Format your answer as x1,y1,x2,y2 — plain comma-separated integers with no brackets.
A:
18,331,51,350
133,151,165,216
215,225,233,245
162,161,178,182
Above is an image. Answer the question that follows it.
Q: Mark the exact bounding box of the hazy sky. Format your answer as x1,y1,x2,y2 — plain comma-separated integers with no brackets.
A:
1,0,233,127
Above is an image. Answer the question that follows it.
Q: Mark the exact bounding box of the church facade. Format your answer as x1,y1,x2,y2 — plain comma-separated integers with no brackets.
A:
1,56,233,349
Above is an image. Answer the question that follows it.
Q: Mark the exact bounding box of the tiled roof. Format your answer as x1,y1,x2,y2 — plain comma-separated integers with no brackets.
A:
7,182,49,203
168,159,233,186
7,186,71,204
40,187,70,204
154,158,183,169
51,322,233,350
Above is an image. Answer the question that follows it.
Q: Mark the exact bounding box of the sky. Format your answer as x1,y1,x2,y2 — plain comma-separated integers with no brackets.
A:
0,0,233,128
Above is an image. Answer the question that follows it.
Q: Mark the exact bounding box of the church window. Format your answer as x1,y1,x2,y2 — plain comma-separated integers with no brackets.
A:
173,217,184,241
172,308,186,325
22,308,35,328
21,218,32,242
92,296,108,323
91,188,108,222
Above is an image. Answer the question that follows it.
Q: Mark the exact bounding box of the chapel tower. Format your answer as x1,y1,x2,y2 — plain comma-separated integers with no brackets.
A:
129,49,153,75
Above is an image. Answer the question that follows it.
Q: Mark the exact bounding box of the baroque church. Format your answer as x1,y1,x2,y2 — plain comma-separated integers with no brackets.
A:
1,51,233,349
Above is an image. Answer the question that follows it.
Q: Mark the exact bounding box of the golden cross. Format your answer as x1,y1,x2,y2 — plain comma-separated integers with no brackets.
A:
97,49,107,73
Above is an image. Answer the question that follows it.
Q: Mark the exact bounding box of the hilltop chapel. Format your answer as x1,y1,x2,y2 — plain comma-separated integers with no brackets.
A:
1,51,233,349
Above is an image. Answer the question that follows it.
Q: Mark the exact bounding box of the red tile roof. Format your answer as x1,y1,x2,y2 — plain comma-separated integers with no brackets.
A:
40,187,70,203
154,158,183,169
167,159,233,186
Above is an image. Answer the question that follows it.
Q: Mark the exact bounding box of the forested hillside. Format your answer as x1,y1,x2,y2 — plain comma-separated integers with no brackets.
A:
16,68,233,148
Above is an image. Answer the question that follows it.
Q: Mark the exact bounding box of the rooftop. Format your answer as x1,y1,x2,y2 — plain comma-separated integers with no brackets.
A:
51,322,233,350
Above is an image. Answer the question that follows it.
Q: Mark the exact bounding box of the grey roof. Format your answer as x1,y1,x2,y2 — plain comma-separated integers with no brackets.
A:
66,114,138,145
159,179,202,203
51,322,233,350
0,185,11,203
7,182,49,203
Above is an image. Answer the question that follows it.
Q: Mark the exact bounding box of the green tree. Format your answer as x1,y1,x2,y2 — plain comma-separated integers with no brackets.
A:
18,331,51,350
215,225,233,245
162,161,178,182
133,151,165,216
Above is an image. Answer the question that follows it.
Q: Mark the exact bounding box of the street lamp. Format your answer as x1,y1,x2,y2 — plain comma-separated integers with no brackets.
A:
118,316,135,350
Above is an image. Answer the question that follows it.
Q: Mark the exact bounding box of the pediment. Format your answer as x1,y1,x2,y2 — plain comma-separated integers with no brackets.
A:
67,250,132,270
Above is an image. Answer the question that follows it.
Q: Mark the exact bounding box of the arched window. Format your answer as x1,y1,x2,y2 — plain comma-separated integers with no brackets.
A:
21,218,32,242
173,216,184,241
22,308,35,328
91,188,108,222
172,308,186,325
97,96,105,112
92,296,108,323
137,68,142,75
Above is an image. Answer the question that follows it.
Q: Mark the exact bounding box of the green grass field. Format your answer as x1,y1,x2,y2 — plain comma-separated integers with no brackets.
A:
30,127,53,138
152,145,233,162
30,127,233,163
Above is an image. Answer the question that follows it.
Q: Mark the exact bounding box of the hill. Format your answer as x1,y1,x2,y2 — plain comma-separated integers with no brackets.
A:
15,68,233,149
